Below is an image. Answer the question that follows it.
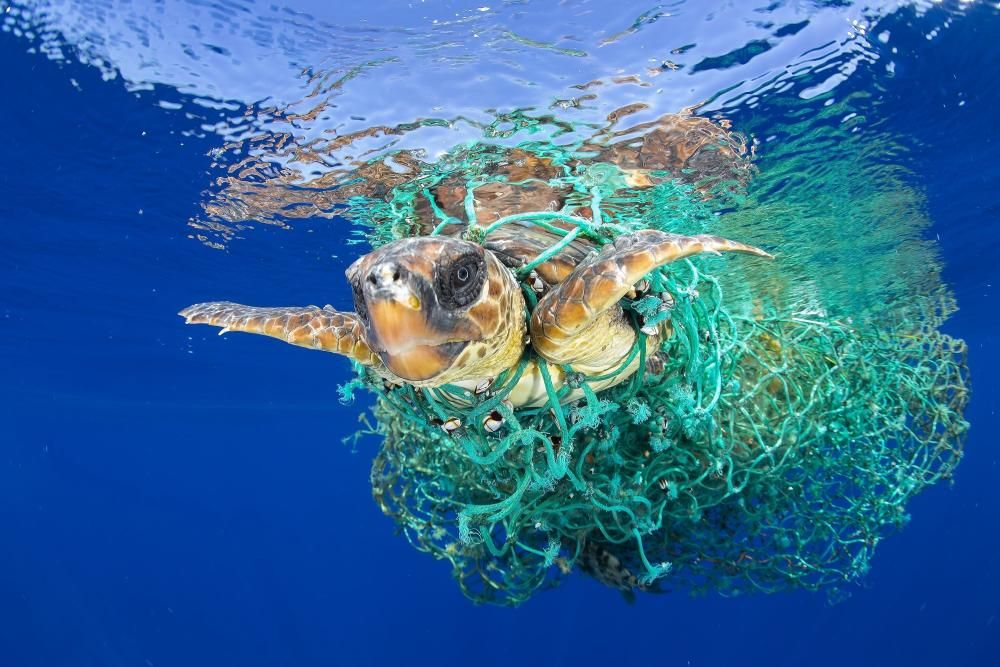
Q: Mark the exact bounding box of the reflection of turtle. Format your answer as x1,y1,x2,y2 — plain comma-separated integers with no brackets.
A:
181,116,770,408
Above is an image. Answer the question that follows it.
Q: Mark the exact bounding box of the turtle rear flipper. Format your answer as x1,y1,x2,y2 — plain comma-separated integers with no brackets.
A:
179,302,380,366
529,230,771,368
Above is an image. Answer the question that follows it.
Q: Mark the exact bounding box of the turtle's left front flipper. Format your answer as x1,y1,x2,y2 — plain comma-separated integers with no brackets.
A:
529,230,771,369
179,302,381,366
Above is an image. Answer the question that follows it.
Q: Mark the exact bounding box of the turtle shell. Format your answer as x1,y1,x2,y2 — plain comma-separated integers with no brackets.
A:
339,112,751,289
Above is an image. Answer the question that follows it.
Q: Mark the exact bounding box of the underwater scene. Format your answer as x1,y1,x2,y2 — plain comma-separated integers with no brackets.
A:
1,0,998,665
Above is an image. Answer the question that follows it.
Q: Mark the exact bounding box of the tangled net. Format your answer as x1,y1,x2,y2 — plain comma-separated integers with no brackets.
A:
337,139,970,606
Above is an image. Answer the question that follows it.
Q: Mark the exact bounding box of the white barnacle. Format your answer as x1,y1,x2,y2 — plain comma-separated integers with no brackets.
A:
441,417,462,434
630,279,650,299
482,410,504,433
529,271,545,294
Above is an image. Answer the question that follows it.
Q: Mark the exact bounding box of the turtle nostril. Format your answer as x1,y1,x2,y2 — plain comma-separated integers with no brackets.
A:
368,263,403,289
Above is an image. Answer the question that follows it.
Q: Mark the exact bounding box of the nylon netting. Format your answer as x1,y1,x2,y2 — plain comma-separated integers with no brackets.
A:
336,140,970,606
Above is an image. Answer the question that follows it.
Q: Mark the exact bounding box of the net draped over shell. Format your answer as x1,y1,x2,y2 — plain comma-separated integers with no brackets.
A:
329,114,969,605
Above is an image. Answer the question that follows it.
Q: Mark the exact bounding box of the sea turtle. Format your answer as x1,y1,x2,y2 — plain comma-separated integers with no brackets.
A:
180,114,771,408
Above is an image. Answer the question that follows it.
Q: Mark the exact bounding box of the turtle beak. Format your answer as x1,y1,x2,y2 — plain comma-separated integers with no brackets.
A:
367,296,433,352
362,261,437,353
365,289,465,381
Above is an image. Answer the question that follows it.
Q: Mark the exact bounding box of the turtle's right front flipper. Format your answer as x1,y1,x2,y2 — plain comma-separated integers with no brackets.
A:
179,302,381,366
530,231,771,369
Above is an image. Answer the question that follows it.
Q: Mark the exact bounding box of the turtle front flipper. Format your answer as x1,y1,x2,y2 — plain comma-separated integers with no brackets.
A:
179,302,381,366
529,231,771,370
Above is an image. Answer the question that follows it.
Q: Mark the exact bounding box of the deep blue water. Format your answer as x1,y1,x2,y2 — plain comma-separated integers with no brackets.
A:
1,1,998,666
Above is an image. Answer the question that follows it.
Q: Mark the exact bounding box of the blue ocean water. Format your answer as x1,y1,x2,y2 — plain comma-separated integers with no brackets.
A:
1,1,997,665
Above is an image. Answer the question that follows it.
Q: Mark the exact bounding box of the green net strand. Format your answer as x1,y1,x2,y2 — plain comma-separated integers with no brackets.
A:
342,141,970,606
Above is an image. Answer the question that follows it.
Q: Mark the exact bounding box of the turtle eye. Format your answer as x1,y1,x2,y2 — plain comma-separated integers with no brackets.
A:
437,253,486,309
452,263,474,290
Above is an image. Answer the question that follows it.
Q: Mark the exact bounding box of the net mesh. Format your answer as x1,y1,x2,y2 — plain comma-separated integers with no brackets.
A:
337,140,970,606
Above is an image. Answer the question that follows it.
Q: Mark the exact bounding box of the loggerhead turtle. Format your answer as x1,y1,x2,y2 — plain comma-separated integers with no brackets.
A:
180,115,771,409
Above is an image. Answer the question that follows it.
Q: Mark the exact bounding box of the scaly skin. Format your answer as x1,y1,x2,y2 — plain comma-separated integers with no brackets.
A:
179,303,380,366
530,231,773,369
180,232,769,407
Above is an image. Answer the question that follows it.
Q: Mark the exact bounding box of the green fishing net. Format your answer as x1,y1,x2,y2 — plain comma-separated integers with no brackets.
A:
337,139,970,606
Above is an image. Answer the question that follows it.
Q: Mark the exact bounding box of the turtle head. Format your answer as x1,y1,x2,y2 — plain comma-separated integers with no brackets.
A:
347,237,525,384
